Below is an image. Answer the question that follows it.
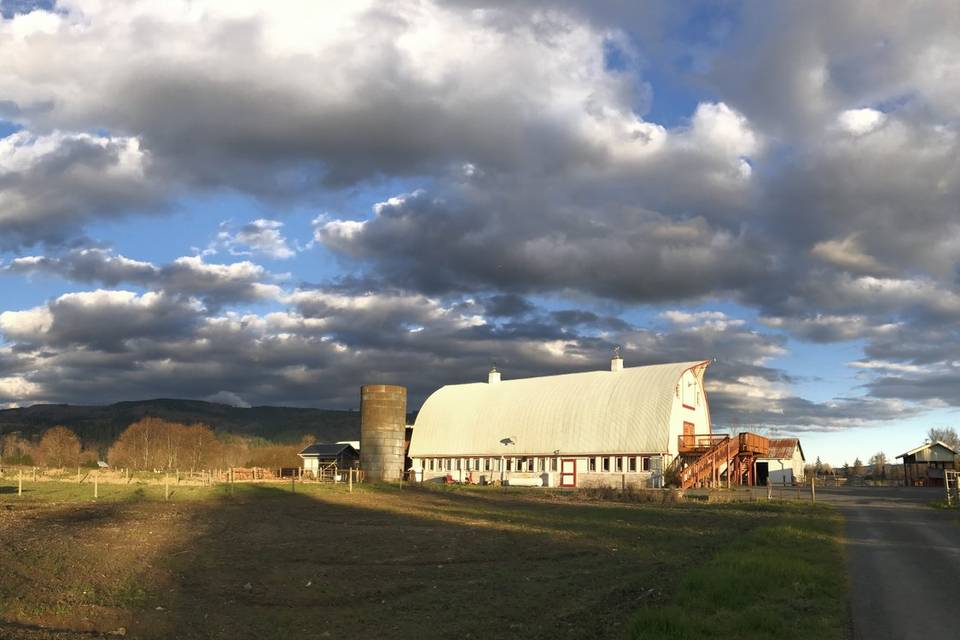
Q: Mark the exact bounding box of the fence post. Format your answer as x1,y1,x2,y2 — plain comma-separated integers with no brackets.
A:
291,475,296,494
811,475,816,503
18,469,22,496
164,475,170,501
94,473,99,500
349,468,353,493
767,478,772,501
77,466,81,484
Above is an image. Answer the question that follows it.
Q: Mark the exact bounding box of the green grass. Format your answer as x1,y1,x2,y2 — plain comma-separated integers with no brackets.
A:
630,503,847,640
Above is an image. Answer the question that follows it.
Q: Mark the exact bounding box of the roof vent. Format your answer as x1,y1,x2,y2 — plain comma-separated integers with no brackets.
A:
611,345,623,372
488,364,501,384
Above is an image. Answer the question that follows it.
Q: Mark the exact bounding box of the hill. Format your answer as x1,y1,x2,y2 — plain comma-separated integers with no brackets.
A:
0,399,362,445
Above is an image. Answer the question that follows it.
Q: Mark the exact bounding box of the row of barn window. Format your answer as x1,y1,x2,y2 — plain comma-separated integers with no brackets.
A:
422,456,654,473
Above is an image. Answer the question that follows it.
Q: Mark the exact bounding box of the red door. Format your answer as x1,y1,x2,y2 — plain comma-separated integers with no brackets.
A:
560,459,577,487
683,421,695,449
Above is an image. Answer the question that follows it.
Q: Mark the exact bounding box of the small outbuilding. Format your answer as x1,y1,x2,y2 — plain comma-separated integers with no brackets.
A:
896,441,957,487
298,443,360,478
756,438,805,485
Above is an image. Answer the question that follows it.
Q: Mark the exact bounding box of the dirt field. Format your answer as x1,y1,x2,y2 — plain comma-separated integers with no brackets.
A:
0,482,848,640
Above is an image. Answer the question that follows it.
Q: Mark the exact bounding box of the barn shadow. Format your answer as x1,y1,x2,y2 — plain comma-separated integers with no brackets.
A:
1,482,782,640
143,483,777,640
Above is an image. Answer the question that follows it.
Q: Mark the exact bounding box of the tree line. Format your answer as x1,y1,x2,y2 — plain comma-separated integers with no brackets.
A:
0,417,317,470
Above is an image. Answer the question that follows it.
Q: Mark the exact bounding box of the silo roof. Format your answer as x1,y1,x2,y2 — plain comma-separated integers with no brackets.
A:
409,360,709,457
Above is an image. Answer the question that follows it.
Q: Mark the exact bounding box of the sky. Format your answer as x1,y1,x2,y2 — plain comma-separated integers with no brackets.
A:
1,0,959,466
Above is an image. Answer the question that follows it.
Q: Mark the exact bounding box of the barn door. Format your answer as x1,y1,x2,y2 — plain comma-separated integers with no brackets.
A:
560,459,577,487
683,421,695,449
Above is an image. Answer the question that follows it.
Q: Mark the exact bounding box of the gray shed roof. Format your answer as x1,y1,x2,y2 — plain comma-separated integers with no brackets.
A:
409,361,709,457
298,443,358,458
896,441,957,459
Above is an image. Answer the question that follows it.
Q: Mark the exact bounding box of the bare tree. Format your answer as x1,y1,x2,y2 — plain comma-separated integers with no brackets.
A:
852,458,864,477
37,426,82,469
869,452,888,480
927,427,960,450
109,418,224,471
1,433,35,465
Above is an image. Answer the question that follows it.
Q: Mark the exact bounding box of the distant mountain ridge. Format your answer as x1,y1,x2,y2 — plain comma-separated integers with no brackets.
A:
0,398,362,445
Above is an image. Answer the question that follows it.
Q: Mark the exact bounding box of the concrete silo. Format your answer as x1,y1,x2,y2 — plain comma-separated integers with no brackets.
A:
360,384,407,482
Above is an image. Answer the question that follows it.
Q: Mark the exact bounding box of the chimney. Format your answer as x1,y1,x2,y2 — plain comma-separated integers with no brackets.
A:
488,365,501,384
610,345,623,372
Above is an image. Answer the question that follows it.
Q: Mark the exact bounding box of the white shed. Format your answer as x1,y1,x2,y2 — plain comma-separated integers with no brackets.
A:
757,438,805,485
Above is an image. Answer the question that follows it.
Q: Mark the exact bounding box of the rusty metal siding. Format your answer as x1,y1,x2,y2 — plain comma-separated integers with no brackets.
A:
360,384,407,482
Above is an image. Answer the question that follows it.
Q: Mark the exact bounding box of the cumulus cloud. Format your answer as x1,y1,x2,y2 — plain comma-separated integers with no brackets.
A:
810,234,888,274
836,108,887,136
216,219,296,260
0,130,159,248
1,2,959,426
0,3,762,247
3,248,283,309
0,284,888,429
316,187,770,301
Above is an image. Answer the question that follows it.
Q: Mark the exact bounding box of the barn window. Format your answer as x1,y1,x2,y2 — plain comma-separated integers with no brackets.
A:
506,458,513,471
589,457,596,472
551,458,558,472
629,457,637,472
642,457,651,471
484,458,491,471
616,457,623,472
602,457,610,472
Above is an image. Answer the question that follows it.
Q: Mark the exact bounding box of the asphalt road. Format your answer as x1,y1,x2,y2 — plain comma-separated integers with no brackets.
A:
816,486,960,639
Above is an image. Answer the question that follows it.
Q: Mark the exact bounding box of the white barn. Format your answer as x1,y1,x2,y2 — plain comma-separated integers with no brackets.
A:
408,357,713,488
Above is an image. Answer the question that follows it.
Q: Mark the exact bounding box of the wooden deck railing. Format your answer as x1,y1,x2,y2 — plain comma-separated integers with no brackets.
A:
678,434,729,454
738,432,770,456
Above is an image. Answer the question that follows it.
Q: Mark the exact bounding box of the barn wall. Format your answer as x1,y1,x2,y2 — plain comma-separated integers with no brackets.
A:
792,449,805,480
414,455,661,488
667,368,711,457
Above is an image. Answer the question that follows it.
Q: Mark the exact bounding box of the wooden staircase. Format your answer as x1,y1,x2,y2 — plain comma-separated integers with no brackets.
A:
678,433,770,489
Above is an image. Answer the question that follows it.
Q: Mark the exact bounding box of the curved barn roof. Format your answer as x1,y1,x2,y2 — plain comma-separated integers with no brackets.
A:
409,361,709,457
